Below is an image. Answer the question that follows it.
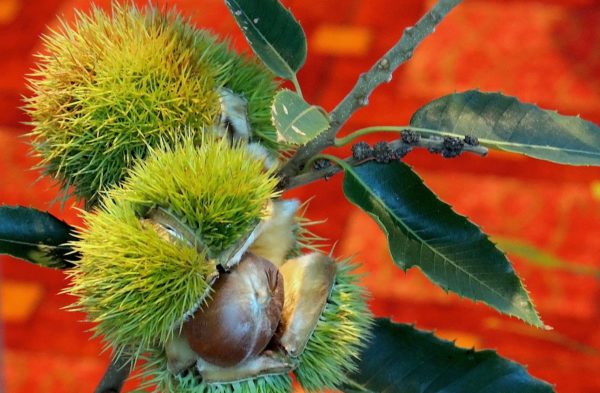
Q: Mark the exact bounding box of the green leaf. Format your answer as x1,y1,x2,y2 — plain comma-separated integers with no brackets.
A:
344,318,554,393
410,90,600,165
272,90,330,144
340,161,544,327
0,206,77,269
225,0,307,79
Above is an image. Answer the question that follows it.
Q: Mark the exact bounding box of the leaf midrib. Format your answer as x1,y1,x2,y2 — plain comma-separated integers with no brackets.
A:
345,165,517,308
283,106,321,136
0,237,66,250
409,128,600,157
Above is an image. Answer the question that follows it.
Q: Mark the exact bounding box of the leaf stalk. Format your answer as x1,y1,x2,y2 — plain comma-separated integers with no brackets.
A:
277,0,464,182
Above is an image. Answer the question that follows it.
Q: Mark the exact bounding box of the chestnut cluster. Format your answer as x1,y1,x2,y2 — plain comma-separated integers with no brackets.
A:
70,151,372,393
27,4,373,392
154,219,371,393
66,134,372,392
163,248,345,389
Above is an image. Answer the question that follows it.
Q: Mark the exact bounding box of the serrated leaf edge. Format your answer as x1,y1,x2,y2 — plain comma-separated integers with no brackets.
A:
339,161,545,328
348,318,556,393
410,90,600,163
272,90,330,144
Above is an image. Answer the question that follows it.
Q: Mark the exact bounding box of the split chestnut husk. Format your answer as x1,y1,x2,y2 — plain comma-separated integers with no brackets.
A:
147,252,373,393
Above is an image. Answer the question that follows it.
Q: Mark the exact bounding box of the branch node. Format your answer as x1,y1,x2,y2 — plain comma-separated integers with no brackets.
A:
351,141,373,161
378,58,390,70
401,130,421,145
357,95,369,107
373,142,395,163
441,136,465,158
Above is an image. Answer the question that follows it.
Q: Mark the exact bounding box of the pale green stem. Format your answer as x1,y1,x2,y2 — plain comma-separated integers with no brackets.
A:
334,125,487,147
278,0,464,180
291,74,304,99
334,126,407,147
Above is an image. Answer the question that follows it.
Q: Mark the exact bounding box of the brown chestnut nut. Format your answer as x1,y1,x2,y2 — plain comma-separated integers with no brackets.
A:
182,252,284,367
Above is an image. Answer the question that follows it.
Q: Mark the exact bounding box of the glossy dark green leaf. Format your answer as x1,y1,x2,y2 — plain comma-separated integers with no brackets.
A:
225,0,307,79
410,90,600,165
340,161,544,326
272,90,330,144
344,319,554,393
0,206,77,269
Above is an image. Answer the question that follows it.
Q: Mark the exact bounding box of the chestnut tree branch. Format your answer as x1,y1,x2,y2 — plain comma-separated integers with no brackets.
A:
90,1,462,390
286,158,355,190
94,355,133,393
286,136,487,190
277,0,463,185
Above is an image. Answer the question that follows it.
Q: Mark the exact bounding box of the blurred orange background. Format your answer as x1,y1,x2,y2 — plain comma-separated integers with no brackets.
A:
1,0,600,392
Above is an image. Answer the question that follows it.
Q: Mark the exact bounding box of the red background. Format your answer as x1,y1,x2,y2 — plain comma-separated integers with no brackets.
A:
1,0,600,392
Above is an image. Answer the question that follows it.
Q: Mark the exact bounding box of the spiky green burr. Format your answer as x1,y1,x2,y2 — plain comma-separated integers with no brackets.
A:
66,137,278,358
110,137,278,252
294,260,373,392
141,350,293,393
140,257,372,393
25,4,279,206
